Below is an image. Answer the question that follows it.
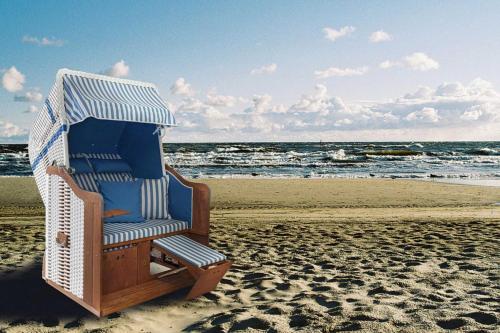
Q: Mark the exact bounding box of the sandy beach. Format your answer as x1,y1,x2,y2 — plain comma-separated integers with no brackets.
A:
0,177,498,332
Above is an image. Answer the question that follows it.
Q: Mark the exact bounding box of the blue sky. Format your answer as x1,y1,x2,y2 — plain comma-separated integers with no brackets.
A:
1,0,499,142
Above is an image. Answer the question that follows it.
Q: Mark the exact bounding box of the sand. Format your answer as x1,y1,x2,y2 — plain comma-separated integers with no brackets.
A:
0,178,499,332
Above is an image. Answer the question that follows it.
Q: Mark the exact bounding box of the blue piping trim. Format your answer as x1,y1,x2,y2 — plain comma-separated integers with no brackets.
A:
31,124,68,171
45,99,56,124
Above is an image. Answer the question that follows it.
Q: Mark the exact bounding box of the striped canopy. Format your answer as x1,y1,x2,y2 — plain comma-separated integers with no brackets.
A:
58,69,176,126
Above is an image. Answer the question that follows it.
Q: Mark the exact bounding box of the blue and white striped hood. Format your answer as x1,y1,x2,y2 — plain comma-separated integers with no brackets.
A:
57,69,176,126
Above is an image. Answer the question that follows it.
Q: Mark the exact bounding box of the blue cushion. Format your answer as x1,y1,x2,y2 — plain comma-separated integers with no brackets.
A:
98,180,145,223
70,158,94,173
91,159,132,173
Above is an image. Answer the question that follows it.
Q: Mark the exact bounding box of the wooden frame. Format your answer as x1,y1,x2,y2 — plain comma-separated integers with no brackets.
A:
44,164,228,317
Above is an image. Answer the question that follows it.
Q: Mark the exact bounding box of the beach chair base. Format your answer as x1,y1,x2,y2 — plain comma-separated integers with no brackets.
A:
152,235,231,300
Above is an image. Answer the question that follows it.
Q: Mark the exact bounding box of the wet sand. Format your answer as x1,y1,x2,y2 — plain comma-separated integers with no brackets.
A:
0,178,498,332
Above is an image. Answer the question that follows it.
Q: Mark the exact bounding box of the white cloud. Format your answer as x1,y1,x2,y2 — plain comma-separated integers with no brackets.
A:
460,105,483,121
22,35,64,47
2,67,25,93
379,52,439,72
435,82,466,97
0,120,26,138
105,60,129,78
379,60,398,69
403,86,433,100
14,89,43,103
404,52,439,71
246,94,273,113
167,78,500,142
170,78,194,96
334,118,353,127
369,30,392,43
206,93,237,107
315,66,368,79
323,26,355,42
405,107,440,123
24,105,39,114
250,63,277,75
290,84,335,115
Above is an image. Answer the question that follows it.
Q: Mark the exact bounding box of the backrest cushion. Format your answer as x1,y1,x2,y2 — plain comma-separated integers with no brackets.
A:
92,159,132,173
70,158,94,173
73,172,133,192
71,153,133,192
141,176,169,219
98,180,145,223
70,154,170,221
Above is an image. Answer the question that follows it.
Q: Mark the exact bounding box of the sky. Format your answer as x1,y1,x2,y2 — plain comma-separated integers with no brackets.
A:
0,0,499,142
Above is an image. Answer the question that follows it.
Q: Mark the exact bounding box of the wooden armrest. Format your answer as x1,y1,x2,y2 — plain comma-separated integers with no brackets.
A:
165,164,210,237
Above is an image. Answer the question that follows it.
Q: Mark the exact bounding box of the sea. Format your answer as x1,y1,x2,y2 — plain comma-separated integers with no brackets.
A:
3,142,499,180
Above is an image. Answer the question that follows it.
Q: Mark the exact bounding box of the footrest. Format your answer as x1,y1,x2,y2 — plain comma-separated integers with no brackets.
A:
152,235,231,300
153,235,226,268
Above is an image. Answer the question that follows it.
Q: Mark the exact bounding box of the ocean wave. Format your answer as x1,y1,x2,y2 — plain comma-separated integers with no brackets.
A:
359,150,423,156
1,142,498,179
469,147,500,156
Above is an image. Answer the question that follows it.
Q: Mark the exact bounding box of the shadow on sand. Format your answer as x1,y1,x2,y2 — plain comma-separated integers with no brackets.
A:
0,260,89,326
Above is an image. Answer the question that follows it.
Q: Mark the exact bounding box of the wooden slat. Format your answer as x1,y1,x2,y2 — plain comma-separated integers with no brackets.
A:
186,261,231,300
137,241,153,283
101,271,195,316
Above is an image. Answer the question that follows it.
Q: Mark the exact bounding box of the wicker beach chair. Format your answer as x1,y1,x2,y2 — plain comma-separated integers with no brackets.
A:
28,69,230,317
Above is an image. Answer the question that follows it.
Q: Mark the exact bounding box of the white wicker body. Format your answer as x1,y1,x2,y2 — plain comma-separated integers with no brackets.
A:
45,174,85,299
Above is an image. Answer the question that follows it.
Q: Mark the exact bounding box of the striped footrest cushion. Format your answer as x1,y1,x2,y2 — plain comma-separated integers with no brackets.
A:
153,235,226,268
103,219,188,245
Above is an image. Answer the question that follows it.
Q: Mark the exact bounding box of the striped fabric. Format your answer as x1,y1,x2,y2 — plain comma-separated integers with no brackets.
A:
63,72,176,126
70,153,131,192
72,173,99,192
153,235,226,268
72,172,132,192
70,153,121,159
141,176,169,219
103,219,188,245
96,172,132,182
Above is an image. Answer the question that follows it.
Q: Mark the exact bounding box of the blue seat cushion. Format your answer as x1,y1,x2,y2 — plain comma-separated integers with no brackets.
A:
103,219,189,245
98,180,145,223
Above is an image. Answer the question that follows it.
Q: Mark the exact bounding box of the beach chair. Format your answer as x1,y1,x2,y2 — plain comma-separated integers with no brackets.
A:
28,69,230,317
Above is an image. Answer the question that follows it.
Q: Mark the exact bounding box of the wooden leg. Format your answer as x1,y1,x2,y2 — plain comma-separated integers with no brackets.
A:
186,261,231,300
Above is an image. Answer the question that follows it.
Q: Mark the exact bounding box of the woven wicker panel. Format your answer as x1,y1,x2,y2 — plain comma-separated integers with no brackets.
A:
46,174,84,299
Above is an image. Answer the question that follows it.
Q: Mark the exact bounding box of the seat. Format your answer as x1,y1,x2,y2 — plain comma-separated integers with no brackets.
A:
103,219,189,245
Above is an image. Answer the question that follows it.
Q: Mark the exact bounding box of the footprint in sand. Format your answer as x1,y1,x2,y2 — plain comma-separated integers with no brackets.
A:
229,317,270,331
332,321,362,332
463,312,497,325
289,314,310,328
315,295,341,309
436,318,467,330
